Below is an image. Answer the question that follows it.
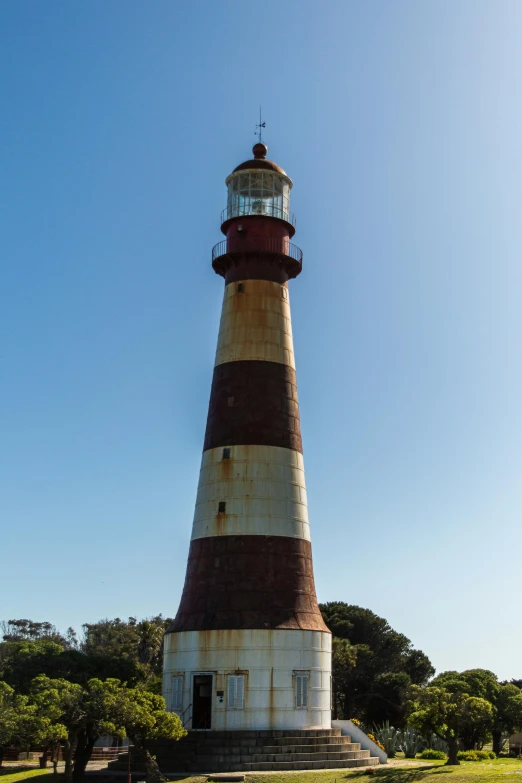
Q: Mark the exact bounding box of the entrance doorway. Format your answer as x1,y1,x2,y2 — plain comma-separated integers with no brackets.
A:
192,674,213,729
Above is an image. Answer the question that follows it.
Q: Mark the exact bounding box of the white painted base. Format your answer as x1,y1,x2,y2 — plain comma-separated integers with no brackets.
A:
163,628,332,730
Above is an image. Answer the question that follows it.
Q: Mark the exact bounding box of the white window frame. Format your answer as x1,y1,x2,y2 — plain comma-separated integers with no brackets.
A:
171,675,183,712
295,672,309,709
227,674,245,710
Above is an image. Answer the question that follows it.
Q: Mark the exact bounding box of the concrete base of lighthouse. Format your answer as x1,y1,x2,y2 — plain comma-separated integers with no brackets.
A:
110,729,381,774
163,629,332,730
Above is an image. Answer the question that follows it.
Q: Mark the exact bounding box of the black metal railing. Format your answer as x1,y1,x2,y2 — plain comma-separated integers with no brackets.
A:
179,703,192,728
212,238,303,263
220,203,296,228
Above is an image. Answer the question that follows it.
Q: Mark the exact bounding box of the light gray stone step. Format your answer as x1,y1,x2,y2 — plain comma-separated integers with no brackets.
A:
250,743,362,754
169,742,364,761
186,729,342,739
176,735,352,748
175,742,362,757
230,757,379,771
189,751,371,766
241,751,370,763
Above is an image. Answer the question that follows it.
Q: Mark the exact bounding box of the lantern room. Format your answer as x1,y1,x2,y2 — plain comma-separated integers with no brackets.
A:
221,143,295,235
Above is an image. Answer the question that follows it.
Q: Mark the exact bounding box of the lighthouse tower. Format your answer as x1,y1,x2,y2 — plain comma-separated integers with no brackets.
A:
163,143,332,732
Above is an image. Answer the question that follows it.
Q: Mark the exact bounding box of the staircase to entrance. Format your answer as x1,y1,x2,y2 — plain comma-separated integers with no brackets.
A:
108,728,381,773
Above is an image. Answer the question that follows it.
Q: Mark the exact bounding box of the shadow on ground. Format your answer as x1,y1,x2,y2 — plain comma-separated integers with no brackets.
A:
344,767,453,783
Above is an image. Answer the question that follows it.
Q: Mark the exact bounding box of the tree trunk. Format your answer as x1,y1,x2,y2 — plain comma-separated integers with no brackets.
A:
144,749,166,783
0,747,4,769
64,733,79,783
492,731,502,756
446,738,460,766
73,730,96,781
343,691,355,720
133,741,165,783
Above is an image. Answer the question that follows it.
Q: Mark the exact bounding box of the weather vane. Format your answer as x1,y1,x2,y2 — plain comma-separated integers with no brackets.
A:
255,106,266,142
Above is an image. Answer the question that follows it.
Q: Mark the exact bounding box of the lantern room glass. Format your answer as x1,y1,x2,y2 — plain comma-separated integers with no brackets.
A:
226,171,291,223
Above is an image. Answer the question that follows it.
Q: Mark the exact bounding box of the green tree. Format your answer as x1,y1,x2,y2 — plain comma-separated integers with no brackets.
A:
331,638,360,719
491,683,522,755
33,719,68,773
431,669,522,752
0,681,40,767
30,675,125,783
407,685,494,765
1,619,76,648
115,687,186,783
320,603,434,725
82,616,172,675
0,639,144,693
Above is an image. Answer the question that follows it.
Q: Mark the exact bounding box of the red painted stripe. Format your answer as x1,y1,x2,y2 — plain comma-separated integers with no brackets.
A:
215,253,292,285
167,535,330,633
203,360,302,453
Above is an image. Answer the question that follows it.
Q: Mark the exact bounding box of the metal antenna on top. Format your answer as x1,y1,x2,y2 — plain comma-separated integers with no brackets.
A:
255,106,266,142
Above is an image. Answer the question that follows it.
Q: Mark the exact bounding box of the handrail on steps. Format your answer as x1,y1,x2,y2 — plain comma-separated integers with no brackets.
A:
179,703,192,727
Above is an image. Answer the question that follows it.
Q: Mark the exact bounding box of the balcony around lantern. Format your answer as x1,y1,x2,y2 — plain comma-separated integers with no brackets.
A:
212,237,303,280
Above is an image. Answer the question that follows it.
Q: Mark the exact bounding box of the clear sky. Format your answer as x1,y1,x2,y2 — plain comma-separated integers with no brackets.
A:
1,1,521,681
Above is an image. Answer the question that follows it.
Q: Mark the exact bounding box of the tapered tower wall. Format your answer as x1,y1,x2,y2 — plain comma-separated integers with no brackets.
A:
164,145,331,730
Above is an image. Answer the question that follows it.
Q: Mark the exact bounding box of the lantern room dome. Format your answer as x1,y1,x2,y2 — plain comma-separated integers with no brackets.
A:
227,144,292,186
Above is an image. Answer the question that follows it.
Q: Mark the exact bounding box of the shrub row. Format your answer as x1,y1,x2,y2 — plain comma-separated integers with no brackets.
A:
457,750,496,761
419,749,447,760
418,749,496,761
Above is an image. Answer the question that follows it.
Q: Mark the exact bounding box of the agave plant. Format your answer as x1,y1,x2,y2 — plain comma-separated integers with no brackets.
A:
372,721,401,758
400,728,426,758
425,734,449,753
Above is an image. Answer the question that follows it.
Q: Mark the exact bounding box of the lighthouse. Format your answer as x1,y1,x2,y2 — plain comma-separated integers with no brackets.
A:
163,142,332,732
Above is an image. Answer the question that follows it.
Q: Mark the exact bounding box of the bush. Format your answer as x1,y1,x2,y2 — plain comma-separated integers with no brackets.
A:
458,751,479,761
456,750,494,761
418,749,447,760
367,733,386,752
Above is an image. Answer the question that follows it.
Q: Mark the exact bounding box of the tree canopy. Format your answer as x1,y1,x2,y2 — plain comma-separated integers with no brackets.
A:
430,669,522,753
320,602,435,725
407,684,494,764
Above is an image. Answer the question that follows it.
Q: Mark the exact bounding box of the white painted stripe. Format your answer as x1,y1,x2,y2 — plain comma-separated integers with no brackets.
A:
163,629,332,730
215,280,295,368
191,445,310,541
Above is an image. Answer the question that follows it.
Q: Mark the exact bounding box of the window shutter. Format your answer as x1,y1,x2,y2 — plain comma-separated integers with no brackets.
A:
301,674,309,707
172,676,183,711
228,675,236,709
236,675,245,709
295,674,309,708
228,675,245,709
296,675,302,708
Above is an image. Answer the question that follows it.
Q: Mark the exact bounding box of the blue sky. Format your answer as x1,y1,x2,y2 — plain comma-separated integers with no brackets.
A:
1,1,521,681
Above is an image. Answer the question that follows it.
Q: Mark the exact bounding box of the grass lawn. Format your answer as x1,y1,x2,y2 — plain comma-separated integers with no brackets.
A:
246,759,522,783
0,770,50,783
165,759,522,783
2,758,522,783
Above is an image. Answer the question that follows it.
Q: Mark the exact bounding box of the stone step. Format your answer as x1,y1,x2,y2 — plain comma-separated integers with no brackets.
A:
236,758,380,772
138,730,380,773
107,763,146,772
153,735,353,749
154,742,363,758
190,751,370,765
258,743,361,754
176,758,379,773
184,729,342,738
266,735,353,746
